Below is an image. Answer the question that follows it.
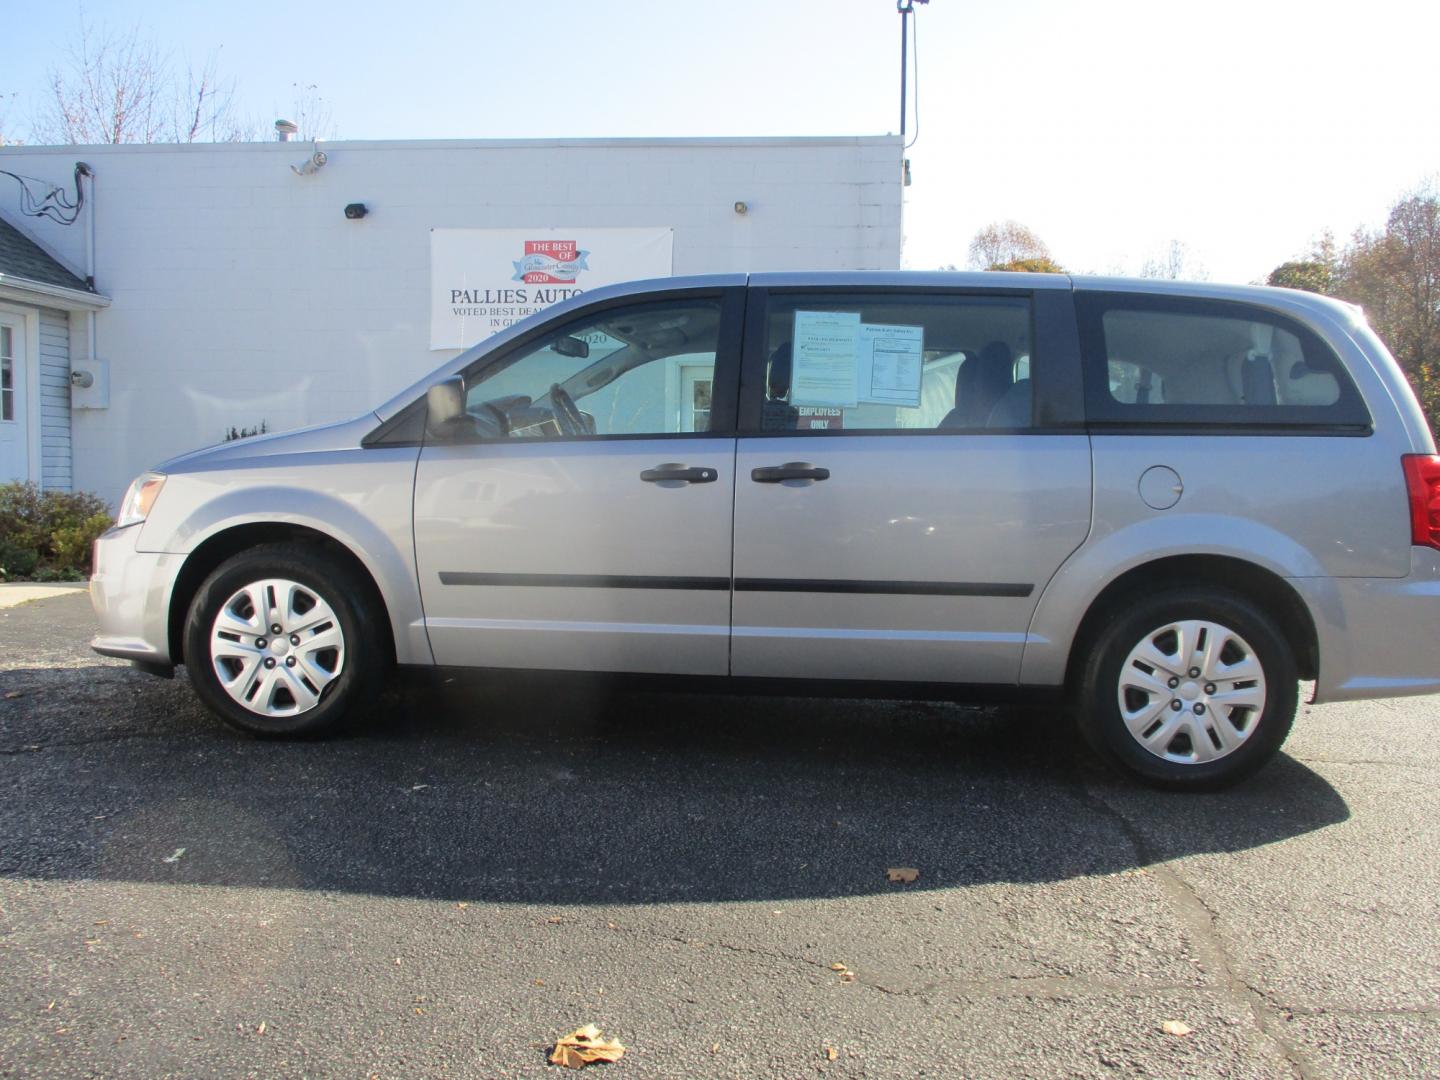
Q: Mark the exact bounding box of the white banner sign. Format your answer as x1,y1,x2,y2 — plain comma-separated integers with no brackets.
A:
430,227,674,350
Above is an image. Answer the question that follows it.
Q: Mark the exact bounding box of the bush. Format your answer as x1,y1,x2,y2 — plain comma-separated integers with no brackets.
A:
225,421,269,442
0,482,113,581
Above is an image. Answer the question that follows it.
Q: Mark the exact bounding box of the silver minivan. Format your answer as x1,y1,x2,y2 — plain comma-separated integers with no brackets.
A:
90,272,1440,788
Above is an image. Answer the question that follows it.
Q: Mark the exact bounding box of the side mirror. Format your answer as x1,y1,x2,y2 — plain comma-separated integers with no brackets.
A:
425,376,466,436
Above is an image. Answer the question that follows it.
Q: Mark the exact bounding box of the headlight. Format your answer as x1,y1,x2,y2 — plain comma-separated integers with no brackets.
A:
117,473,166,528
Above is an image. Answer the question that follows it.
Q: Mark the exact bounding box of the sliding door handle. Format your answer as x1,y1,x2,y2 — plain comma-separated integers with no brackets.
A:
640,463,718,484
751,462,830,483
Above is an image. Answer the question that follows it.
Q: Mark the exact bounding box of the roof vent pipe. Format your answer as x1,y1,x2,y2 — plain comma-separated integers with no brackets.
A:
274,119,299,142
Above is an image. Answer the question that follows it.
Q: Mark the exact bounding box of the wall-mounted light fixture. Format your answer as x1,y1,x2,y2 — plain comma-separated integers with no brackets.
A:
292,150,328,176
733,201,749,215
344,202,368,220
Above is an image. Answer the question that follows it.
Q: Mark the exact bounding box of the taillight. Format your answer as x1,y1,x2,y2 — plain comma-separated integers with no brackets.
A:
1402,454,1440,548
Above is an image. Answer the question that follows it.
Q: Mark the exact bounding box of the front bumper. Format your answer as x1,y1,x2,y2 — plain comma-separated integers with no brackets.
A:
90,524,184,669
1297,546,1440,704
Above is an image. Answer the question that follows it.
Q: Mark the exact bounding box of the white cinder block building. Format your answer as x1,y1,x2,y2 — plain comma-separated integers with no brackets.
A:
0,136,903,503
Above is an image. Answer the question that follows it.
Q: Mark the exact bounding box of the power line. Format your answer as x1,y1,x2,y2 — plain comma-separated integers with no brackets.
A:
0,163,87,226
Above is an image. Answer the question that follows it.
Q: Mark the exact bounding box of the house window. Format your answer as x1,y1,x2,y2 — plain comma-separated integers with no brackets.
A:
1,326,13,422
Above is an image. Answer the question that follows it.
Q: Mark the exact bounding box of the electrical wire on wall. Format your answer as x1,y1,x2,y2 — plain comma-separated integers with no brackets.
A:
0,162,87,225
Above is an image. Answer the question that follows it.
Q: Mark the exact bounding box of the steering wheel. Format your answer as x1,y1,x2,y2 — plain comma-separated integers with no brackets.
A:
549,383,586,436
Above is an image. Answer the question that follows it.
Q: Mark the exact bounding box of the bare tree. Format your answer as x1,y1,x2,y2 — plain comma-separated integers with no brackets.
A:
174,51,251,143
0,91,17,146
1140,239,1208,281
288,83,336,141
32,16,249,144
967,220,1051,270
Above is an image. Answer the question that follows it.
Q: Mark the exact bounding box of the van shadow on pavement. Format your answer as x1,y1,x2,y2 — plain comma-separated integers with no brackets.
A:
1,658,1350,906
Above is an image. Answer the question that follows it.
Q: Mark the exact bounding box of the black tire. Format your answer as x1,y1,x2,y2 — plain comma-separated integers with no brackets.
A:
183,542,389,737
1076,587,1297,791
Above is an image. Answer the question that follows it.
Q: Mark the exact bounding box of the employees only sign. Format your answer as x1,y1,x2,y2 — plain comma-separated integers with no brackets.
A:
430,227,674,350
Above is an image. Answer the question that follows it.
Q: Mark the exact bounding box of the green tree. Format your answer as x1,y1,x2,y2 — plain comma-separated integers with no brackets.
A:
988,255,1065,273
1267,260,1333,294
1331,184,1440,437
967,220,1052,271
1267,231,1338,294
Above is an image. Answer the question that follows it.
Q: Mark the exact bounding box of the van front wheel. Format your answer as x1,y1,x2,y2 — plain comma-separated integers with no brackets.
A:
1077,588,1297,790
183,543,387,737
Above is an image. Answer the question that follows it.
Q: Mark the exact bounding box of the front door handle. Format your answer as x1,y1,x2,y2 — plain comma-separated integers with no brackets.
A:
640,463,719,484
750,462,831,483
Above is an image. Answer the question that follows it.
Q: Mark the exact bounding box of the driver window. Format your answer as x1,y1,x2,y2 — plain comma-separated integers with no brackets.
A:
460,299,724,438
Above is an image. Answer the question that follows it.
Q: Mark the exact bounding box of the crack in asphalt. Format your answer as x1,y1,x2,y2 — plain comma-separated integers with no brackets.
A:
1068,765,1320,1079
605,917,1281,1013
1280,1004,1440,1020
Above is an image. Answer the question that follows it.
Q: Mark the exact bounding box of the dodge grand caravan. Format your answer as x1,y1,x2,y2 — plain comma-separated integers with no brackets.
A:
90,272,1440,789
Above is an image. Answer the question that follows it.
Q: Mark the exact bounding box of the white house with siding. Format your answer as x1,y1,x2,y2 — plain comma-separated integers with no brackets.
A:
0,216,107,491
0,136,902,504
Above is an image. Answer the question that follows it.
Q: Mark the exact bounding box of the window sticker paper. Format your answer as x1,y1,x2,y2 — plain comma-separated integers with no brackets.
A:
857,322,924,408
790,310,861,408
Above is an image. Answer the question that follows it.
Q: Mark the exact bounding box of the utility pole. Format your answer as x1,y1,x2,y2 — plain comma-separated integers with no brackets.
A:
898,0,927,141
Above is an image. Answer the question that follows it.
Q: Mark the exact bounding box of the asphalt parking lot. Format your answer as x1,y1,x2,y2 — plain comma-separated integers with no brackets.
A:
1,591,1437,1078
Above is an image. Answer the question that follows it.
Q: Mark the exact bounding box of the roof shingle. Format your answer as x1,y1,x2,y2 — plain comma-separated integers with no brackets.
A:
0,214,89,292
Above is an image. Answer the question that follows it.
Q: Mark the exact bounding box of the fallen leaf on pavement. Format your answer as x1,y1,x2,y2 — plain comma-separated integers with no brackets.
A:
1161,1020,1192,1036
547,916,565,924
886,867,919,883
825,1046,839,1061
549,1024,625,1069
830,963,847,972
709,1043,720,1054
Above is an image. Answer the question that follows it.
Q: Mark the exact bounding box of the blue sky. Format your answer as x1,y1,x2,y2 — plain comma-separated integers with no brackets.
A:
5,0,1437,282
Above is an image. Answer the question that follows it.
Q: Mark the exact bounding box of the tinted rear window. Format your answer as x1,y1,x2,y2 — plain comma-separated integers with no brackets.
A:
1077,293,1370,430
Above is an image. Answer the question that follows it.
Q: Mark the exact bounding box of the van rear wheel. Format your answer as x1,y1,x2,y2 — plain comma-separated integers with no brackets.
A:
1077,587,1297,790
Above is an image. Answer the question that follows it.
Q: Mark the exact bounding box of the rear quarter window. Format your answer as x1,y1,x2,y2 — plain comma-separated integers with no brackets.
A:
1076,293,1371,431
